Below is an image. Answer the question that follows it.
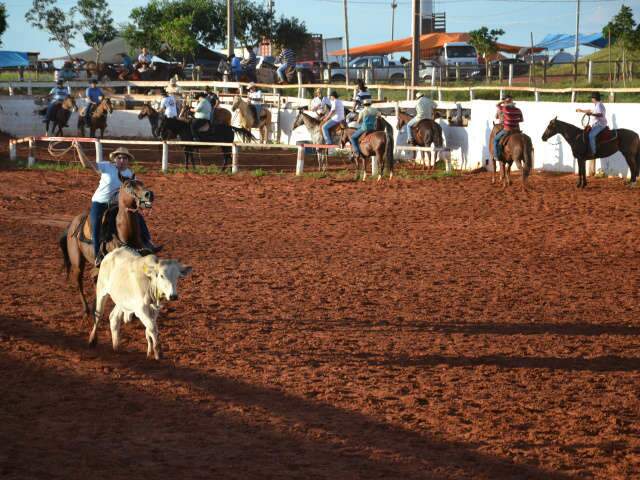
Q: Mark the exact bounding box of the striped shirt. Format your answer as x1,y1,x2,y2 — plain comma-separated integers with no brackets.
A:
354,89,372,110
499,105,523,131
278,48,296,67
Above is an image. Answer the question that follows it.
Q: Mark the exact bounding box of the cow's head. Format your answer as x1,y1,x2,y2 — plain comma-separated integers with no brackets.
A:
143,256,192,302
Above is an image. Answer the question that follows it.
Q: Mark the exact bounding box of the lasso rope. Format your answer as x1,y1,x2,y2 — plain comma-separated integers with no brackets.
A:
47,141,78,160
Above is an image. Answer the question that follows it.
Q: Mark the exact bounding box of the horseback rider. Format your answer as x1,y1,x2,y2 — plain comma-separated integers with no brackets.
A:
229,54,242,81
350,98,379,158
204,86,220,125
276,46,296,84
74,143,160,267
493,95,523,162
137,47,152,72
45,80,71,125
84,79,104,125
309,88,330,118
159,89,178,119
321,91,345,145
56,61,76,82
166,76,181,96
241,45,258,82
576,92,607,155
406,92,435,145
120,52,134,75
190,92,211,140
247,83,263,125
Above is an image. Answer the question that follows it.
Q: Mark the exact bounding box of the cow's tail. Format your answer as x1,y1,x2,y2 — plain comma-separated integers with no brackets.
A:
232,126,255,143
59,228,71,279
383,119,395,173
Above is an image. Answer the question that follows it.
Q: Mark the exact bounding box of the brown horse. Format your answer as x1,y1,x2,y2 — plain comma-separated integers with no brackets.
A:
178,99,232,126
59,175,154,317
138,103,161,137
41,97,78,136
78,98,113,138
542,117,640,188
489,125,533,188
396,110,443,168
338,119,395,180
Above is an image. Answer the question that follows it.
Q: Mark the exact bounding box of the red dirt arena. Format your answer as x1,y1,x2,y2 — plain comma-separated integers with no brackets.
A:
1,150,639,479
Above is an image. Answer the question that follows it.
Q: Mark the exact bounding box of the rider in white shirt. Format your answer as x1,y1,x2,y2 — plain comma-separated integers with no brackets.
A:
309,88,331,118
576,92,608,155
247,83,263,123
321,91,344,144
159,89,178,118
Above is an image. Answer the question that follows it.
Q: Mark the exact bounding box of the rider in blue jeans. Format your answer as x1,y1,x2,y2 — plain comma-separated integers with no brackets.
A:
75,143,160,267
350,99,379,157
322,91,345,145
576,92,607,156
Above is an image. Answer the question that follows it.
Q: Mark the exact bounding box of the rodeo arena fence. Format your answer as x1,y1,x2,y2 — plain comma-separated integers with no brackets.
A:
4,78,640,178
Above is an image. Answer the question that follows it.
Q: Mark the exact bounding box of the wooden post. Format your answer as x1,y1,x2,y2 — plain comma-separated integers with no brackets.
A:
296,70,303,98
469,89,474,101
437,88,443,102
571,90,577,103
508,64,514,86
406,89,411,101
8,84,13,96
371,154,379,177
27,138,35,167
430,68,436,87
9,140,16,161
486,61,491,83
231,144,239,174
455,63,460,82
534,90,540,102
377,87,382,100
588,159,596,177
161,142,169,173
126,85,132,95
610,91,615,103
498,61,503,81
543,58,548,84
587,60,593,84
499,89,505,100
296,145,305,175
364,67,371,85
95,140,104,163
27,81,32,96
444,149,452,173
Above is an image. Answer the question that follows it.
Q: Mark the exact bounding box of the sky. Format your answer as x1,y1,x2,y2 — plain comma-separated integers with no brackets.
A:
2,0,639,58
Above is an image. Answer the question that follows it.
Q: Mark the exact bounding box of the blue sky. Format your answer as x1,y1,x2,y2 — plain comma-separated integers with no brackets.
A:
2,0,638,57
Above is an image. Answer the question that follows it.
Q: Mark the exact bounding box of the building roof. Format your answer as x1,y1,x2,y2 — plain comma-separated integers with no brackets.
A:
329,32,538,58
0,51,30,68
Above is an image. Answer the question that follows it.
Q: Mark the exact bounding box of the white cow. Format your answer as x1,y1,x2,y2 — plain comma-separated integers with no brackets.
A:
89,247,192,360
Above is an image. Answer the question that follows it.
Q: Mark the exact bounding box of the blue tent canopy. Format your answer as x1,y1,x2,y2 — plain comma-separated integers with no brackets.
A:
535,34,609,51
0,51,30,68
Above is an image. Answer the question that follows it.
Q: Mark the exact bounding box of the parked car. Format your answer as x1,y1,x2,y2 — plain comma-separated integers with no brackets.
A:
324,55,405,83
470,58,529,79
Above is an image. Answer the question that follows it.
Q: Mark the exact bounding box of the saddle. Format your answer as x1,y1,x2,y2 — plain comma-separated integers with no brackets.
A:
77,206,120,256
584,126,614,144
248,105,266,125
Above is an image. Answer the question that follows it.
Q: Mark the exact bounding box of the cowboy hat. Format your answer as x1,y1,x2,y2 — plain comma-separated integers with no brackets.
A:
248,82,257,89
169,77,178,85
109,147,134,161
362,98,373,105
416,92,425,99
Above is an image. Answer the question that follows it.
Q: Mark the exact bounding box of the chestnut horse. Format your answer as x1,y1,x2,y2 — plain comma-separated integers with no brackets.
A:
396,111,443,168
542,117,640,188
59,175,154,317
488,125,533,188
40,96,78,136
179,97,232,126
78,97,113,138
338,118,395,180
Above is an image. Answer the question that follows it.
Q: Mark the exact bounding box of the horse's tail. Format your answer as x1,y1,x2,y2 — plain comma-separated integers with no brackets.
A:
434,121,444,148
383,119,395,172
59,228,71,279
523,134,533,182
232,126,255,143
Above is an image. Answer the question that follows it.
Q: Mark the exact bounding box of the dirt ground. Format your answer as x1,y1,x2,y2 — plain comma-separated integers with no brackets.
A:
1,158,639,479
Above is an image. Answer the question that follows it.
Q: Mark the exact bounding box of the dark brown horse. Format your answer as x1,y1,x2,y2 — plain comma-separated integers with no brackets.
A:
40,97,78,136
59,175,154,317
542,117,640,188
78,98,113,138
396,110,443,168
489,125,533,188
338,118,395,180
178,99,232,126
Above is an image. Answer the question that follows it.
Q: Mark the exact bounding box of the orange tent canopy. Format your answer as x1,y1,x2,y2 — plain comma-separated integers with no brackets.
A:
329,32,535,58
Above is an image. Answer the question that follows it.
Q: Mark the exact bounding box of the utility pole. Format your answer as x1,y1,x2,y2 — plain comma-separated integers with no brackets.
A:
267,0,274,55
343,0,350,85
573,0,580,81
227,0,234,58
390,0,398,59
411,0,420,97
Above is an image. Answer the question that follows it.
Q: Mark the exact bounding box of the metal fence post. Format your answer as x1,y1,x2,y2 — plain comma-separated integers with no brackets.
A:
95,140,103,163
161,142,169,172
296,145,305,176
231,144,239,174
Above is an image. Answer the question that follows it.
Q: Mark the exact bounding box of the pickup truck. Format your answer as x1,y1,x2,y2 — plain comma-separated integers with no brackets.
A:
323,55,405,83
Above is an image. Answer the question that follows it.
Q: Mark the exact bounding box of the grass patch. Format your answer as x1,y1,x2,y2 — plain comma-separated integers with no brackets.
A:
251,168,267,177
15,159,83,171
167,165,227,175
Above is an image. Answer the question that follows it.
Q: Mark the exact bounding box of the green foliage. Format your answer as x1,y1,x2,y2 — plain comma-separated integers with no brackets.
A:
468,26,505,59
233,0,273,48
159,15,199,60
25,0,78,59
603,4,640,51
273,16,311,52
0,3,8,47
76,0,117,64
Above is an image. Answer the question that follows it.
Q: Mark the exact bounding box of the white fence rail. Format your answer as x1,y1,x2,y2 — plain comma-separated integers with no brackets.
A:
10,135,454,176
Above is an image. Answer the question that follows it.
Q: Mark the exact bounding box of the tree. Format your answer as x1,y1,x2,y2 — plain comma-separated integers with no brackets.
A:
25,0,78,60
272,16,311,52
233,0,274,49
77,0,117,65
603,4,640,84
468,26,505,60
159,15,199,61
0,3,8,47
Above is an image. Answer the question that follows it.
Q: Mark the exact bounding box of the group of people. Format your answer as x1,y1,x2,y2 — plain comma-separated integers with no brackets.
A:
157,85,222,140
44,78,106,125
226,45,297,84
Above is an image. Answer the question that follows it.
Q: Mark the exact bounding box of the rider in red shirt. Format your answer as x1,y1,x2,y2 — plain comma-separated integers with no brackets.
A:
493,95,523,161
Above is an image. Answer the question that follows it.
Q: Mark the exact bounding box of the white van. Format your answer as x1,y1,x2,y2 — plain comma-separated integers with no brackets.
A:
438,42,479,66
